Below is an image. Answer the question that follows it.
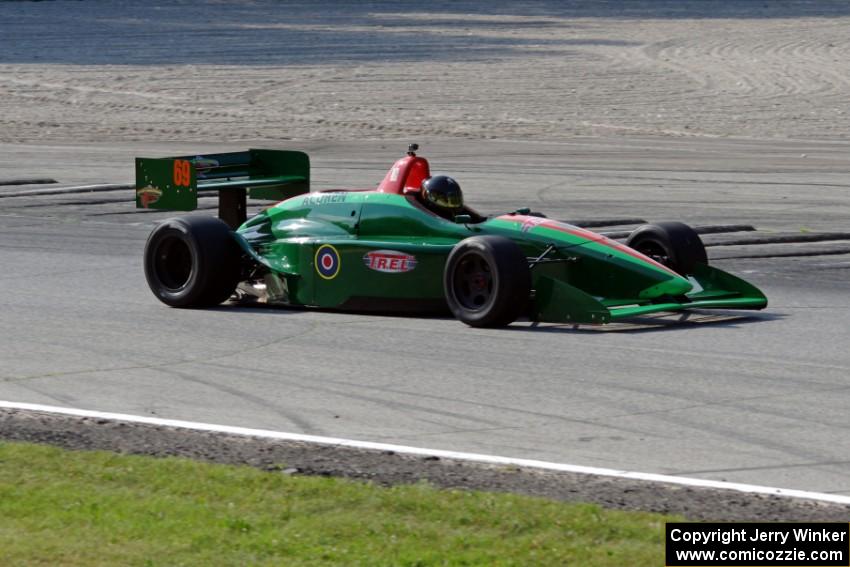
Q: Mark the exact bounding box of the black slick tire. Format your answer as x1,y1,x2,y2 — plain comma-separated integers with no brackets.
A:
626,221,708,276
443,236,531,327
143,216,241,308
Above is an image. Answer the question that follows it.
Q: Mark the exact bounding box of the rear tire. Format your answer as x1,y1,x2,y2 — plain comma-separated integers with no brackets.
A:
626,221,707,276
443,236,531,327
144,216,241,307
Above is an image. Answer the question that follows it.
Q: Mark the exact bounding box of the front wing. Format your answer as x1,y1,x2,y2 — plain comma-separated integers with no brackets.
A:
532,263,767,325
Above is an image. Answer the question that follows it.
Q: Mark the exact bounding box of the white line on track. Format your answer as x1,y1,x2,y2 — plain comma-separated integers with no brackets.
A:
3,400,849,506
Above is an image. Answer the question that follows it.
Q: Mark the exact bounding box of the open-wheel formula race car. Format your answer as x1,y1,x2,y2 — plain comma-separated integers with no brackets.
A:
135,145,767,327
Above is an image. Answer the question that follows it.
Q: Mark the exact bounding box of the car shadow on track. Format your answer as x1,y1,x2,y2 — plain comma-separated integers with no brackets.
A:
216,299,784,334
509,310,785,334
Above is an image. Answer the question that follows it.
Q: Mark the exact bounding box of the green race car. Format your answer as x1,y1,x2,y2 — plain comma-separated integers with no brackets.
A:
136,145,767,327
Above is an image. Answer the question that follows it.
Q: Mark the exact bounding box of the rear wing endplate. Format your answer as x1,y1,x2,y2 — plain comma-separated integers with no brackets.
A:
135,149,309,228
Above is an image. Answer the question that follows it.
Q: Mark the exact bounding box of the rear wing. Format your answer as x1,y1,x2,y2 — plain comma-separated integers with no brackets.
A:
135,149,309,228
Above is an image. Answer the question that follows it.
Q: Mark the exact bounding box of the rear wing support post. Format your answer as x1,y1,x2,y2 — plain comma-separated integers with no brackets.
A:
219,188,247,230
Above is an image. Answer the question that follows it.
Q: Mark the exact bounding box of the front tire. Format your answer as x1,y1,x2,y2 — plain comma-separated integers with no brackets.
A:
626,221,707,276
144,216,241,307
443,236,531,327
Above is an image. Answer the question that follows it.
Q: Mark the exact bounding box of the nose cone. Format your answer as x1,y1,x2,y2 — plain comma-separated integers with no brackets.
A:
638,274,693,299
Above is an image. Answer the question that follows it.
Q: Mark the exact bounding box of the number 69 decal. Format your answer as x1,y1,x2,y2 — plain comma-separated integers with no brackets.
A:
173,160,192,187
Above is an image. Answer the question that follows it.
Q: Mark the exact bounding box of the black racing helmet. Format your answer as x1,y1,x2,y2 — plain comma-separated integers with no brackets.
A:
421,175,463,211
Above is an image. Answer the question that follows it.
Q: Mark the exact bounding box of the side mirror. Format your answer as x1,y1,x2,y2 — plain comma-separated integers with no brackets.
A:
454,214,472,224
514,207,531,215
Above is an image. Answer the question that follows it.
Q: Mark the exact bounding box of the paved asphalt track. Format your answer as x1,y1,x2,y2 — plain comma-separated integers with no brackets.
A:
1,137,849,495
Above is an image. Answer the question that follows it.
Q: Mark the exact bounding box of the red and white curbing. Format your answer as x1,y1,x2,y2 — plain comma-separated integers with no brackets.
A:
2,400,849,506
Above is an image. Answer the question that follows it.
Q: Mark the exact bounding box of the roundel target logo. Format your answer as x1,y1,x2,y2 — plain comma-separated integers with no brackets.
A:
315,244,341,280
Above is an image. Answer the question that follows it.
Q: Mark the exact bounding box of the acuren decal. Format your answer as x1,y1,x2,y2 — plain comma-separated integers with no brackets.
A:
363,250,417,273
315,244,341,280
303,193,348,207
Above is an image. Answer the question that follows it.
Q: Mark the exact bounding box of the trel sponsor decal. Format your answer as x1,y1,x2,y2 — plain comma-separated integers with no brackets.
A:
363,250,417,274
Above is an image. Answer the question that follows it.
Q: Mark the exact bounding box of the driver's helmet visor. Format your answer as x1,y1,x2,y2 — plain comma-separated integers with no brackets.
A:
429,190,463,209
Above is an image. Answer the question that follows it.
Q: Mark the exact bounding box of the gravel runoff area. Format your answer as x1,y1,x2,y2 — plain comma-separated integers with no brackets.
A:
2,408,849,522
2,1,850,143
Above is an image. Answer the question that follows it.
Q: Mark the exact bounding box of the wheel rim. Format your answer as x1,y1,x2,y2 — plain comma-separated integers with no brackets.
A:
634,240,672,268
451,251,495,311
153,235,192,291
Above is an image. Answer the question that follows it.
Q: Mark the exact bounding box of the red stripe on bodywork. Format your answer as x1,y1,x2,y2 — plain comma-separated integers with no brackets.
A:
497,215,680,277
